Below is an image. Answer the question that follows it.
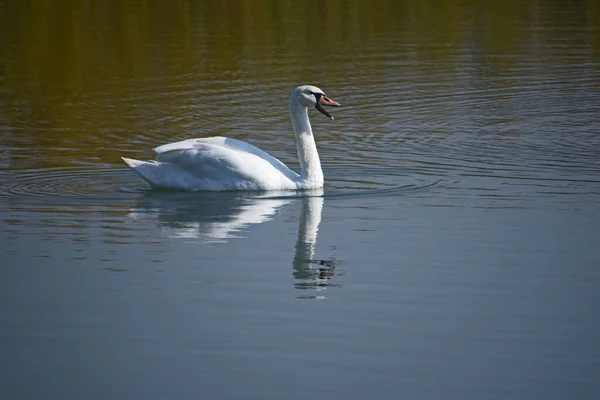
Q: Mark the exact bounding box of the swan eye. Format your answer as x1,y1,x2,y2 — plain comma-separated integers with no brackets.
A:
312,92,322,101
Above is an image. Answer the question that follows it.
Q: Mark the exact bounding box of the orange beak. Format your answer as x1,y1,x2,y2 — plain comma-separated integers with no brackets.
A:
315,95,342,120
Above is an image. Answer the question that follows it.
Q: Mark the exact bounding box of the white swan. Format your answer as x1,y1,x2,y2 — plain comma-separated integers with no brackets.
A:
122,85,341,191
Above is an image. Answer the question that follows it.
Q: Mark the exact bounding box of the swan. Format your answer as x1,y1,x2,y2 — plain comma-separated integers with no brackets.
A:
121,85,341,191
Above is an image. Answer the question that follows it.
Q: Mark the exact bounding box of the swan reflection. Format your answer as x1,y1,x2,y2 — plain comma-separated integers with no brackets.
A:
129,192,291,243
128,190,339,296
292,195,339,296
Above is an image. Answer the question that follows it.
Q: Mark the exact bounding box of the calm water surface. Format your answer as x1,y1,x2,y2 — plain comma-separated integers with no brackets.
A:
1,1,600,399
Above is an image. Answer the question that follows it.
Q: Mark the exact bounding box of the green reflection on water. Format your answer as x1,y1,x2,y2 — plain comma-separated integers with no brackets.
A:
0,0,598,168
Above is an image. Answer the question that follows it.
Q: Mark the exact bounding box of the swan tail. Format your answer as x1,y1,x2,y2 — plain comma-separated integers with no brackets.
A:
121,157,207,190
121,157,147,169
121,157,165,186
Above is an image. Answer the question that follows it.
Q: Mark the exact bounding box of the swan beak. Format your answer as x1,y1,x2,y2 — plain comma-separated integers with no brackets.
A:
316,96,342,120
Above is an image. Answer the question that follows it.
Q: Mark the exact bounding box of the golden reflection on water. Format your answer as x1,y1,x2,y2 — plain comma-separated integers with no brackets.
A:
0,0,599,169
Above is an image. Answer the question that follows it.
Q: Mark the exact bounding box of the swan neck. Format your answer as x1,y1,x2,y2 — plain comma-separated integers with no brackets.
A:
289,99,323,187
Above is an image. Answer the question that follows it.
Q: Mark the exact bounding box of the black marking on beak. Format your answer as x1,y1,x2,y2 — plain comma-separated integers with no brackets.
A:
311,92,334,120
315,102,334,120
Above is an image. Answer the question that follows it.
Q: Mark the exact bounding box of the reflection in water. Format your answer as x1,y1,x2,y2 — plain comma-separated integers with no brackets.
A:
129,192,291,243
293,195,339,298
128,190,338,296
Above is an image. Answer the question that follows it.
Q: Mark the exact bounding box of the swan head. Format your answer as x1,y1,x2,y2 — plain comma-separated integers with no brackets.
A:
292,85,342,120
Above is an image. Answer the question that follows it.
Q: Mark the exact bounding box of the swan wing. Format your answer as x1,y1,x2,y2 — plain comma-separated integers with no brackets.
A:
156,137,296,177
155,137,286,167
150,137,299,190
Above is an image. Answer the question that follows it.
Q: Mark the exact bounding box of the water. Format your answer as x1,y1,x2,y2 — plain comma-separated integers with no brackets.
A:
1,1,600,399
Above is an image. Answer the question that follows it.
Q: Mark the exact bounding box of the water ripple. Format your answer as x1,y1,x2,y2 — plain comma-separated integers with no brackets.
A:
0,164,443,202
0,167,138,201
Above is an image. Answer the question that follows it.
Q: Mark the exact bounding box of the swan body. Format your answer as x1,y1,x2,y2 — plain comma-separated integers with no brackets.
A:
122,85,341,191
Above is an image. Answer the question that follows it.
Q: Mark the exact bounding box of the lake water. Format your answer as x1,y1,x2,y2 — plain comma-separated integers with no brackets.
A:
1,1,599,399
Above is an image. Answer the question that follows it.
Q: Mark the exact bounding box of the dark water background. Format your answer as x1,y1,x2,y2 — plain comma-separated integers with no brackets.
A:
1,1,599,399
